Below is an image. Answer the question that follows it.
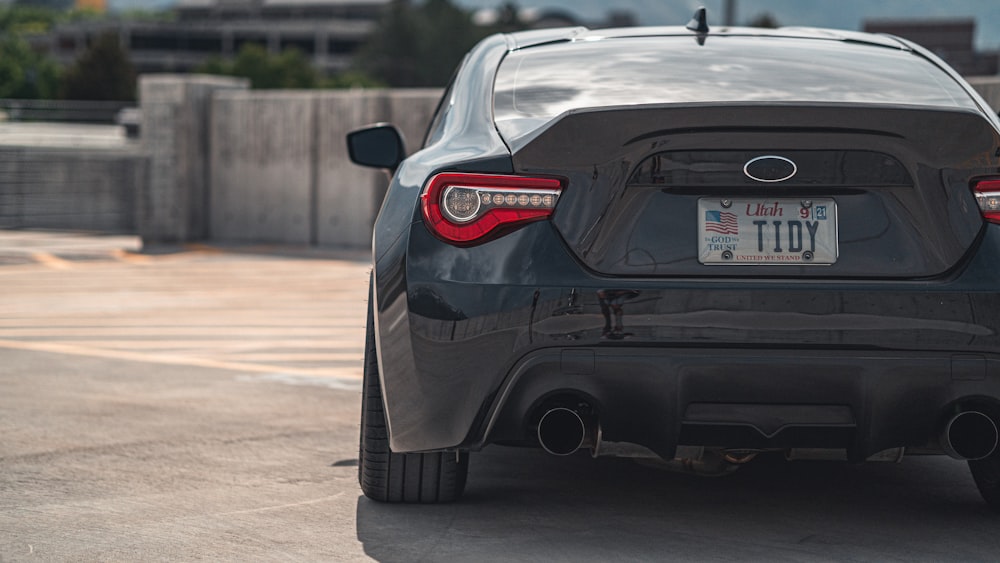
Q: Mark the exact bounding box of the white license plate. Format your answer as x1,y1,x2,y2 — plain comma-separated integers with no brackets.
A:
698,198,838,265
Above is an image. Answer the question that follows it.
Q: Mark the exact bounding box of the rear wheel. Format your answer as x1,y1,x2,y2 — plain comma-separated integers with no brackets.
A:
969,455,1000,513
358,288,469,503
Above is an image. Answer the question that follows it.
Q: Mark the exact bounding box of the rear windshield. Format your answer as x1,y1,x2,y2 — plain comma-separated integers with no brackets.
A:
493,35,979,141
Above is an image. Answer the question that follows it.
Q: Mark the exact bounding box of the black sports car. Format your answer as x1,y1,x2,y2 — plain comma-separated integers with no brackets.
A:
348,11,1000,508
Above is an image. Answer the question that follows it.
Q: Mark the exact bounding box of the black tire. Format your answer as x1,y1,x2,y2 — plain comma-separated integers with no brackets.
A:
969,455,1000,513
358,286,469,503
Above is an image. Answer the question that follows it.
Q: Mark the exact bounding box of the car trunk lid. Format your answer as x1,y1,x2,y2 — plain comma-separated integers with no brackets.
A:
509,103,1000,278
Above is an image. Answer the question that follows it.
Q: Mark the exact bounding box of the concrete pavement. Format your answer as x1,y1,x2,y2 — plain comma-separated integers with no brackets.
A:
0,230,368,383
2,230,1000,562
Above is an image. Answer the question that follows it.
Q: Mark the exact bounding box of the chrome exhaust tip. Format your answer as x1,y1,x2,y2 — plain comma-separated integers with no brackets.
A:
537,407,588,456
942,410,999,461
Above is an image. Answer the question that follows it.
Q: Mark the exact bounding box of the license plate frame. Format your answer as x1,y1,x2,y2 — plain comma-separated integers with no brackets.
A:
697,198,839,265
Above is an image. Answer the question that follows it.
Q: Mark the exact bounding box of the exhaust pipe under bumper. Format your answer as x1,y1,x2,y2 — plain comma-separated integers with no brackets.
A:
537,407,593,456
941,410,999,461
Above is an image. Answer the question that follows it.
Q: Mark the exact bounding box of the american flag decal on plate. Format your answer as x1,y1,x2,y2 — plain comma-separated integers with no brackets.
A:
705,210,739,235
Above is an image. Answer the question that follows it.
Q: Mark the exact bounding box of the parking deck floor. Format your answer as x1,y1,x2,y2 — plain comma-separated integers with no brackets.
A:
1,230,999,562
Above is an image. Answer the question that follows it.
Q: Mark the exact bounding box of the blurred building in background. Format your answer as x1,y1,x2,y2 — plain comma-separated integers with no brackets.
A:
864,18,998,76
28,0,637,76
33,0,387,74
13,2,1000,80
471,6,634,29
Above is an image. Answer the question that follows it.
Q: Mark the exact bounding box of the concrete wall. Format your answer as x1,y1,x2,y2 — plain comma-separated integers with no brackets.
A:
314,90,387,248
0,146,146,233
210,91,316,244
210,88,440,248
0,79,438,246
317,89,439,247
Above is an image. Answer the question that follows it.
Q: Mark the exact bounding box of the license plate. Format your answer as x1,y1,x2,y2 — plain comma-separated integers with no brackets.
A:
698,198,838,265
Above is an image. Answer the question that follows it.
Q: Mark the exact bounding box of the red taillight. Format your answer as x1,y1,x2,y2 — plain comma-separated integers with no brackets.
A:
420,173,563,244
974,178,1000,225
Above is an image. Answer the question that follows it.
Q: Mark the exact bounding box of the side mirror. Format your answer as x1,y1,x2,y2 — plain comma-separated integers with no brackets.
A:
347,124,405,170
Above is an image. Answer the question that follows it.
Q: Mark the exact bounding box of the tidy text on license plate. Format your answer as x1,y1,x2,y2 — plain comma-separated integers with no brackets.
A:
698,198,839,265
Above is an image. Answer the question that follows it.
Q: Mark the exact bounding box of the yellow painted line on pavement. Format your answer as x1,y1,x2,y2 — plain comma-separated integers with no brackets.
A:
0,318,360,328
0,338,361,379
207,352,363,362
0,264,68,276
0,339,355,349
30,252,73,270
183,243,226,255
111,248,154,264
0,327,355,337
109,246,232,264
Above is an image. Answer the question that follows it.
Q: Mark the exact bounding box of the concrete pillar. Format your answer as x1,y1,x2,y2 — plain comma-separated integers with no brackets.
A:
138,74,249,244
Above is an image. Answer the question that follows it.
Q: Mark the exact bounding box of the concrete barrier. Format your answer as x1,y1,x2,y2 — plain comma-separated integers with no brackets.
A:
0,84,443,247
209,88,440,248
210,91,316,244
315,89,440,247
0,145,146,233
314,90,387,248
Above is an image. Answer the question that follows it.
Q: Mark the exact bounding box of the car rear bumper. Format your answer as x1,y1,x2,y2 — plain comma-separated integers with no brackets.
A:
481,346,1000,461
375,222,1000,454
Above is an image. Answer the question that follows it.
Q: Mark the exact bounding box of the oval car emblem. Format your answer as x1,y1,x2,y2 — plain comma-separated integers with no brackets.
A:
744,155,797,183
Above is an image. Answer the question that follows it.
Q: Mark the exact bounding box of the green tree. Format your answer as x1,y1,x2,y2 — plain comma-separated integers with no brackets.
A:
1,5,126,37
354,0,499,87
0,34,60,99
196,43,321,89
12,0,72,13
323,70,384,89
0,5,59,34
229,43,277,88
354,0,421,86
60,32,136,100
490,2,526,33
